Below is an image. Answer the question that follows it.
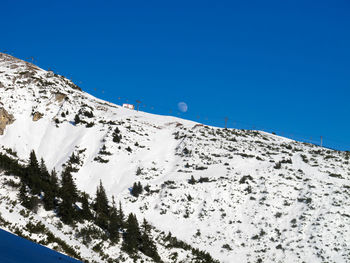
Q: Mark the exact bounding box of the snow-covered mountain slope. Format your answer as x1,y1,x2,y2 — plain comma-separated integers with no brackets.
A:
0,52,349,263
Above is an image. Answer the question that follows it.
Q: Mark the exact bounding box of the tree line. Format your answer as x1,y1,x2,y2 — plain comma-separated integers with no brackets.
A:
0,151,160,261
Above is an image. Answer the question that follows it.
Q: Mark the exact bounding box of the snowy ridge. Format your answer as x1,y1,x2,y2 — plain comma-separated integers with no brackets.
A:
0,53,349,262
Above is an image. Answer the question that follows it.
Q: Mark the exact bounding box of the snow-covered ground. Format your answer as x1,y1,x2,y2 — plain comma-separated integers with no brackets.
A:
0,52,349,262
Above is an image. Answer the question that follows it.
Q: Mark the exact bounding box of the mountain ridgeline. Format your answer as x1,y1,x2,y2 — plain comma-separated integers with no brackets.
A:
0,53,349,262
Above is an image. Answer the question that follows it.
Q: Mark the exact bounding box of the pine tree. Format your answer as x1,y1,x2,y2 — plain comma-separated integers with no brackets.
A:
131,182,143,197
0,152,24,177
131,182,138,197
80,192,92,221
39,158,51,203
109,196,120,243
69,152,80,164
50,168,59,197
138,182,143,194
59,167,78,224
39,158,50,181
18,182,30,209
188,175,196,185
43,186,55,211
140,219,160,262
29,150,39,169
94,180,109,229
18,182,39,212
122,213,141,254
112,127,122,143
25,150,42,194
118,201,125,227
42,168,60,210
74,114,80,125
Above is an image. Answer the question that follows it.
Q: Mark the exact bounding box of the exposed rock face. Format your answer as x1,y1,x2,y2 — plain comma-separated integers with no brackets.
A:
33,112,43,121
54,92,66,103
0,107,15,135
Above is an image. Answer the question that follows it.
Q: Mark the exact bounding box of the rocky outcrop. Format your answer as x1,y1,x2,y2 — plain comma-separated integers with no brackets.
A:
54,92,66,103
32,112,43,121
0,107,15,135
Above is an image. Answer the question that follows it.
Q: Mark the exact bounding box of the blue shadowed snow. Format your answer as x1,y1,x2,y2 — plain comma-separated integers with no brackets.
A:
0,228,81,263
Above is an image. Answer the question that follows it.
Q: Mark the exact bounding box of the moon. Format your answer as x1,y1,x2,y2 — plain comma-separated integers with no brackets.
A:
177,102,188,113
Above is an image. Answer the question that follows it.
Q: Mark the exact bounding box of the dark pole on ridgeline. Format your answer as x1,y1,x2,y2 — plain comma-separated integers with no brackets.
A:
136,100,141,112
225,117,228,129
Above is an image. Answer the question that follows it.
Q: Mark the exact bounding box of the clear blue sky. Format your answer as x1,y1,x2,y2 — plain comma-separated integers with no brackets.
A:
1,0,349,150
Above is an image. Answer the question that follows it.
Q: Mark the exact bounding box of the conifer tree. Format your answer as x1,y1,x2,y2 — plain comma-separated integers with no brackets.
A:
109,196,120,243
80,192,93,221
39,158,50,181
74,114,80,125
18,182,30,209
29,150,39,169
39,158,51,198
18,182,39,212
59,167,78,224
131,182,143,197
42,168,59,211
137,182,143,194
69,152,80,164
25,150,42,194
94,180,109,229
50,168,59,198
122,213,141,254
43,186,55,210
112,127,122,143
140,219,160,262
0,153,23,177
188,175,196,185
118,201,125,227
131,182,138,197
